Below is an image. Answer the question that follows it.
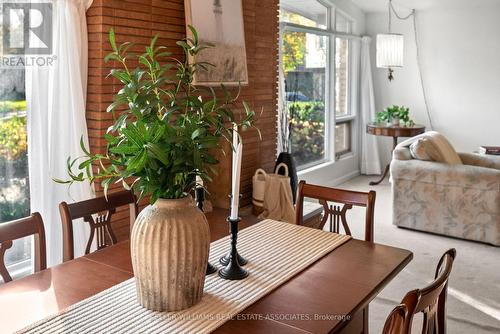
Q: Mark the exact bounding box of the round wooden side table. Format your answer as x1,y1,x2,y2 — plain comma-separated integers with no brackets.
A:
366,123,425,185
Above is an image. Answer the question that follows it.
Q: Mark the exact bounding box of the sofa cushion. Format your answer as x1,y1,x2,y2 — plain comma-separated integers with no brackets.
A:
409,137,454,162
410,138,436,161
459,152,500,170
428,132,462,164
403,131,462,165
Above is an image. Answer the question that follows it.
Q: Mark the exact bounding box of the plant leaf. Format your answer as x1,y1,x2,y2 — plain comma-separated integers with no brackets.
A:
146,143,169,166
109,29,117,52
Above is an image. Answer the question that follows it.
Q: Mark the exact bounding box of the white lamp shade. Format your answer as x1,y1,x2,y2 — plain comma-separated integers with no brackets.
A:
376,33,404,68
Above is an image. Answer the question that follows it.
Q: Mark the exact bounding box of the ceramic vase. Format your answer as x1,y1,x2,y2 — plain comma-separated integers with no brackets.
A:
131,196,210,311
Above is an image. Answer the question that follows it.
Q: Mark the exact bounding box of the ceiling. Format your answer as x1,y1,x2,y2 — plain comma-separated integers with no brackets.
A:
351,0,500,13
281,0,327,16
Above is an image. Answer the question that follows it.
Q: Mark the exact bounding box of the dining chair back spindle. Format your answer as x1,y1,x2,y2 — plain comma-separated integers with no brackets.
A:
59,190,137,262
382,248,457,334
295,180,376,242
382,305,409,334
295,181,376,334
0,213,46,283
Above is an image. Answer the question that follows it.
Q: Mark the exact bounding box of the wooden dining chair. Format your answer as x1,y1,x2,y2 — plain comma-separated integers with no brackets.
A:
382,248,457,334
295,180,376,242
0,213,46,283
296,180,376,333
382,304,409,334
59,190,137,262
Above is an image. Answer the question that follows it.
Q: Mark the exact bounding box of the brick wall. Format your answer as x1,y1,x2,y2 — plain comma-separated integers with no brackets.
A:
335,37,349,116
86,0,279,240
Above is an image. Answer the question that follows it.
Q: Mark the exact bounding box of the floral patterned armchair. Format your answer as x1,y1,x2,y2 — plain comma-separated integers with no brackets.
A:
391,149,500,246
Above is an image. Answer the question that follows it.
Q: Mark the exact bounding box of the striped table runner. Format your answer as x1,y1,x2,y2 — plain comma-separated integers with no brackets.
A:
18,219,351,334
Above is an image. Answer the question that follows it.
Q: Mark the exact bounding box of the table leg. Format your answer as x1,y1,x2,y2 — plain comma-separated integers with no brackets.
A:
369,137,398,186
369,164,389,186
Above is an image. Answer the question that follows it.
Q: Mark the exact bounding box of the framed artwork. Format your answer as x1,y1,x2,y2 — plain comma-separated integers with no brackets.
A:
184,0,248,86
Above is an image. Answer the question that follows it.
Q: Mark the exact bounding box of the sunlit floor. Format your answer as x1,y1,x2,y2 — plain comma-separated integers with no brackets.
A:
337,175,500,333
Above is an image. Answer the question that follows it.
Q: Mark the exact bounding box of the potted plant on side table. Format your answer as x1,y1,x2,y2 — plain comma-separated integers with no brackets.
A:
376,105,415,127
57,27,256,312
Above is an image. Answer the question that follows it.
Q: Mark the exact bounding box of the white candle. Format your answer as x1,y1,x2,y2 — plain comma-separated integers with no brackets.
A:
232,123,238,156
231,124,238,196
230,143,242,219
230,126,242,220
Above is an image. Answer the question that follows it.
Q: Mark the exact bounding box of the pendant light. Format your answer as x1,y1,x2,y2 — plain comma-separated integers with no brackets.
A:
374,2,434,129
376,0,404,81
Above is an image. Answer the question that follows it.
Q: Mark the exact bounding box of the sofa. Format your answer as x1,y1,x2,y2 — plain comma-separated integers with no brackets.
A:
390,132,500,246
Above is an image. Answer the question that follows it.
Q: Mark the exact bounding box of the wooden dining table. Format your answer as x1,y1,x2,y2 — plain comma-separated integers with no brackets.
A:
0,209,412,334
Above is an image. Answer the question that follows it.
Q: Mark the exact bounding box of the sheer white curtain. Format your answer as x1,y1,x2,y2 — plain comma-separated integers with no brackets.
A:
359,36,382,175
26,0,94,266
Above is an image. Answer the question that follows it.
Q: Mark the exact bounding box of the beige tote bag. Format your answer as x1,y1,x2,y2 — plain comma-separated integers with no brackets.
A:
258,163,296,224
252,168,267,211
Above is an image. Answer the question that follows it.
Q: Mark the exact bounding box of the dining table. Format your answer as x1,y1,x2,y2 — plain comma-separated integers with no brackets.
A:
0,208,412,334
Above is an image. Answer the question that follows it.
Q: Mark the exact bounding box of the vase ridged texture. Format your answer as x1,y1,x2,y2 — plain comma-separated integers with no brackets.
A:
131,196,210,311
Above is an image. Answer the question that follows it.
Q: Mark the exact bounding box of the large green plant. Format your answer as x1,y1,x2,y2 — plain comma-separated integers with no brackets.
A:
57,27,256,203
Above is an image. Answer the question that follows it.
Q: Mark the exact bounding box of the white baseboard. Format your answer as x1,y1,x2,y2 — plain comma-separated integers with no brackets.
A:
297,154,360,187
298,168,360,188
322,170,361,187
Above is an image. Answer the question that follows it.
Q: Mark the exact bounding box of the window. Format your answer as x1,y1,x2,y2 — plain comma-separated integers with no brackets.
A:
280,2,328,29
334,12,354,158
335,10,352,33
335,122,351,156
280,2,356,169
282,31,328,167
0,68,30,281
335,37,349,117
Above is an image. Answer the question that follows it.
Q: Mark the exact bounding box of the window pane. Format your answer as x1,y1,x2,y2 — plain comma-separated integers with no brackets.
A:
335,122,351,155
335,12,352,33
282,31,327,168
280,1,328,29
0,69,30,268
335,38,349,117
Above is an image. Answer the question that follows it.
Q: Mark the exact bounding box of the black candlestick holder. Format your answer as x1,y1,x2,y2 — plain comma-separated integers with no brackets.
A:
219,247,248,266
195,186,217,275
218,216,249,280
220,194,247,267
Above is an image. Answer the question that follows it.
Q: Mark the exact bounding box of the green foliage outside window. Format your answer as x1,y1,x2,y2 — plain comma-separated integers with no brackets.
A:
0,104,29,223
281,31,306,73
288,101,324,123
290,118,324,167
286,101,325,167
0,101,27,113
0,116,27,160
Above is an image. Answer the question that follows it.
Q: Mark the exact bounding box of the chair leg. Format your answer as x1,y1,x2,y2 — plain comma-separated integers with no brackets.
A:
363,305,369,334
